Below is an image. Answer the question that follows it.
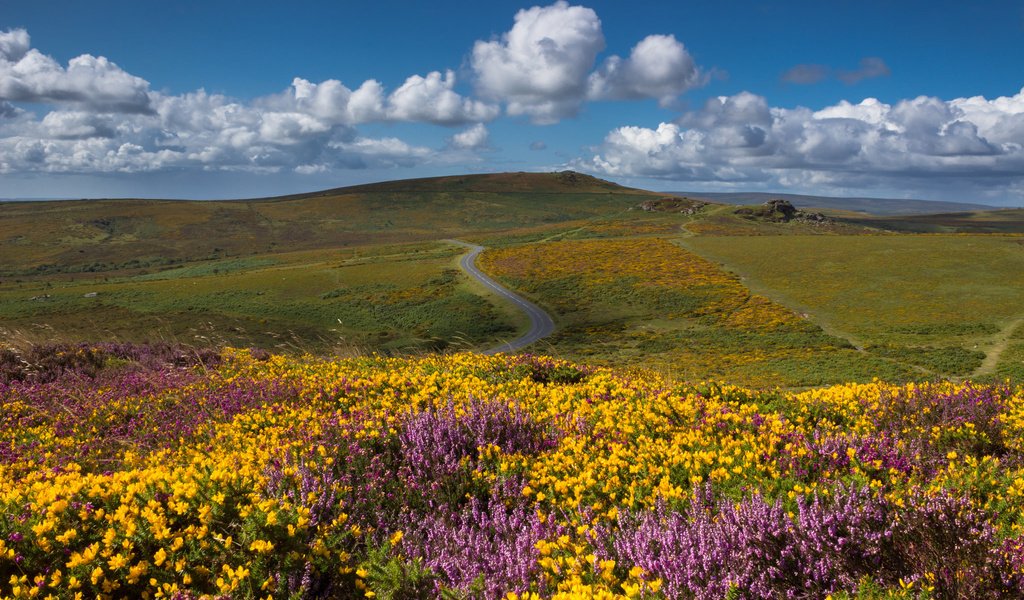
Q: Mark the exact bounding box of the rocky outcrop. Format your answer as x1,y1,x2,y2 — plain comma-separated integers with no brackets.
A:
638,197,709,215
735,199,832,225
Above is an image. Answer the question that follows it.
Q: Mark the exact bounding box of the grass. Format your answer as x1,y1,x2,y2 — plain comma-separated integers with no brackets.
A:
840,208,1024,233
478,238,920,387
6,171,1024,387
0,242,517,354
0,172,659,277
682,234,1024,379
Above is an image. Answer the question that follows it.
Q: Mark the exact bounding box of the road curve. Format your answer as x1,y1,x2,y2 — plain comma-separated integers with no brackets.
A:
448,240,555,354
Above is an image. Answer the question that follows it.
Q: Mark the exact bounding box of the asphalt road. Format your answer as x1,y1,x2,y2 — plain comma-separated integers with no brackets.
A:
449,240,555,354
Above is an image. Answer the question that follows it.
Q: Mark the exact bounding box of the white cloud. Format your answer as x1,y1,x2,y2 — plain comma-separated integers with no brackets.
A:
0,29,503,176
0,28,30,62
387,70,498,125
471,1,605,123
588,34,702,105
39,111,116,139
294,163,329,175
469,4,706,123
328,136,433,169
577,87,1024,201
0,28,152,113
449,123,490,150
284,77,386,125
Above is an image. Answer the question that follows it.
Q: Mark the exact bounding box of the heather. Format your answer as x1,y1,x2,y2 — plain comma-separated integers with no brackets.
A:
3,348,1024,598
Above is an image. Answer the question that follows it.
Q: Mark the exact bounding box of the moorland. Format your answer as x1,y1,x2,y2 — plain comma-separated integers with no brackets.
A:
4,171,1024,598
4,170,1024,387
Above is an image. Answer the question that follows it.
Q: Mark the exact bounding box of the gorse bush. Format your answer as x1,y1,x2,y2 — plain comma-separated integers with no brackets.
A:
3,346,1024,598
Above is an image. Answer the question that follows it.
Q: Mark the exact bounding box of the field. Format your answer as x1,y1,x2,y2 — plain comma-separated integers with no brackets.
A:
0,172,658,278
3,346,1024,598
7,172,1024,597
4,173,1024,385
478,238,915,387
0,242,520,354
683,235,1024,381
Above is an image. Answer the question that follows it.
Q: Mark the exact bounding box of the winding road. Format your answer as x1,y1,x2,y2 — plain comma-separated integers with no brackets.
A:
448,240,555,354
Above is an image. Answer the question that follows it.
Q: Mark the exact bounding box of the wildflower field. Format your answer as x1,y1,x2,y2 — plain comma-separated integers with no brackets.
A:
479,238,920,386
4,344,1024,598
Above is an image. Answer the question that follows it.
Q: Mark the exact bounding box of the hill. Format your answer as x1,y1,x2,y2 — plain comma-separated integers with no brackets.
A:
667,190,1005,216
5,170,1024,384
0,171,658,277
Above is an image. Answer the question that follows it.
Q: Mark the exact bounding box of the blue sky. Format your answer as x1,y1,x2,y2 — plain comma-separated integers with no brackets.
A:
2,0,1022,204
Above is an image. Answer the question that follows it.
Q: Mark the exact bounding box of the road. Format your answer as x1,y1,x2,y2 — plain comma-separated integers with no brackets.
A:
449,240,555,354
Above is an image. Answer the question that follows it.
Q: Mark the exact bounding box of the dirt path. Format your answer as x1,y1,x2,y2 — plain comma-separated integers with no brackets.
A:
973,316,1024,378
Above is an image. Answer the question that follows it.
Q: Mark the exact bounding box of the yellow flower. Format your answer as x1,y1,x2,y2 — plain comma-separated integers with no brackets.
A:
249,539,275,554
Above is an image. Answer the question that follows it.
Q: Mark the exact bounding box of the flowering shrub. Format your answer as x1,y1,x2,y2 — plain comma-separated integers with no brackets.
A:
3,346,1024,598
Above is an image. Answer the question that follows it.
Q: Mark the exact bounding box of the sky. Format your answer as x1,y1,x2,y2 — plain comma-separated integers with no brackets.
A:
1,0,1023,204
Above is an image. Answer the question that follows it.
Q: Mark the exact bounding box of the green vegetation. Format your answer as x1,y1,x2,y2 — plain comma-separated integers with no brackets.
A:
841,208,1024,233
5,171,1024,386
479,238,919,387
0,171,659,277
0,242,516,353
683,234,1024,380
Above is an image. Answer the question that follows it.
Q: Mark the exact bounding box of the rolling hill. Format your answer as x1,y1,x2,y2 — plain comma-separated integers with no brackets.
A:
0,171,660,277
5,170,1024,385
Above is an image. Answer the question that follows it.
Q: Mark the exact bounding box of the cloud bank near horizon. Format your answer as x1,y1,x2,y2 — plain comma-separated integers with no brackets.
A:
1,1,1023,203
575,89,1024,201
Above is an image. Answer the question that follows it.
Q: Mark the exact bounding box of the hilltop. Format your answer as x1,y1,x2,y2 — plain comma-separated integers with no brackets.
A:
0,171,658,277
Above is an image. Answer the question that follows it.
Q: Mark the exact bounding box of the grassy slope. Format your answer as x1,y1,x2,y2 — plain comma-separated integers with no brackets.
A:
838,208,1024,233
0,242,517,353
683,234,1024,379
6,170,1024,386
0,171,653,354
0,171,659,276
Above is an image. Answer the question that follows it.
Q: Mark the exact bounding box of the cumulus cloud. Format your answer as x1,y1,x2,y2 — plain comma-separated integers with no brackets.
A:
470,3,706,122
449,123,489,149
530,140,547,150
471,1,605,123
576,88,1024,200
837,57,891,85
283,77,386,125
0,29,500,176
0,28,152,113
386,70,498,125
588,34,703,105
328,136,433,169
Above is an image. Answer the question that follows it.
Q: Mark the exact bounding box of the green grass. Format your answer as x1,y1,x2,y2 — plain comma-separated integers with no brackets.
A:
477,238,923,387
131,257,279,281
0,243,516,353
684,235,1024,337
996,343,1024,380
0,172,660,277
6,171,1024,387
839,208,1024,233
683,234,1024,379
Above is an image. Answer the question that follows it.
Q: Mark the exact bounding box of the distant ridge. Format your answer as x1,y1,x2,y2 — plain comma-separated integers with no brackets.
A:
246,170,637,202
666,191,1004,217
0,171,640,204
